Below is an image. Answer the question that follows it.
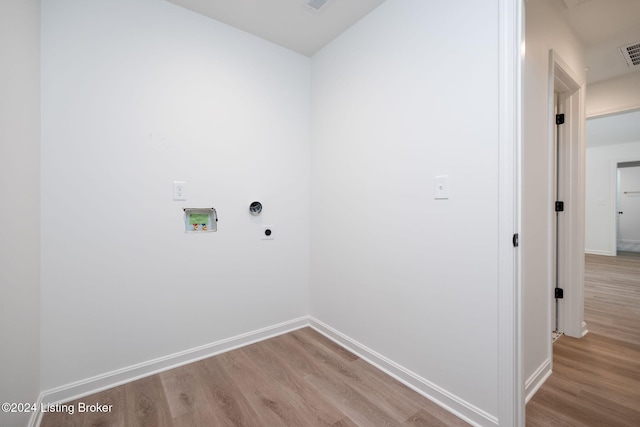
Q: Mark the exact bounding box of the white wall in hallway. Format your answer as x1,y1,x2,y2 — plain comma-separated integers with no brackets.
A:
586,73,640,118
0,1,41,426
41,0,310,390
311,0,501,419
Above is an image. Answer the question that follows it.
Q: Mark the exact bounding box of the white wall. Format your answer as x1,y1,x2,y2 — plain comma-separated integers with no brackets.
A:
0,1,41,426
587,72,640,118
522,0,586,397
41,0,310,390
586,142,640,255
311,0,500,420
25,1,520,423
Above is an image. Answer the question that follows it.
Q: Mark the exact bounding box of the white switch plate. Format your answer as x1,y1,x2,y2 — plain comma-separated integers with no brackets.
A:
434,175,449,199
173,181,186,201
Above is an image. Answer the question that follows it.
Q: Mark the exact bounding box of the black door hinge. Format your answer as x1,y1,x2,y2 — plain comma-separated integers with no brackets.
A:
555,288,564,299
512,233,519,247
555,201,564,212
556,114,565,125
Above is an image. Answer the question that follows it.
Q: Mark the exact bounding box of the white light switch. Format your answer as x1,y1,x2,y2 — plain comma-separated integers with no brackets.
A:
173,181,186,201
435,175,449,199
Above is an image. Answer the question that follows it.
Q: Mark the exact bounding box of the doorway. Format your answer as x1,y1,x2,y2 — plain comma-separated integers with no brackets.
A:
616,163,640,253
552,92,564,334
584,109,640,256
549,51,587,339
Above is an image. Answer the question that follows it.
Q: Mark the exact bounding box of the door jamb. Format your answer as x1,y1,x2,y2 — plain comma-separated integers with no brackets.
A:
548,50,588,339
610,158,640,255
498,0,524,425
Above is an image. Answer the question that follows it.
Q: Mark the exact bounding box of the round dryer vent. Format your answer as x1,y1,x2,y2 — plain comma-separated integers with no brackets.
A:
249,201,263,216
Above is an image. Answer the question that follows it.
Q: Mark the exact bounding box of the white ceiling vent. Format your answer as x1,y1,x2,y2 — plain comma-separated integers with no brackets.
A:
619,42,640,69
306,0,331,12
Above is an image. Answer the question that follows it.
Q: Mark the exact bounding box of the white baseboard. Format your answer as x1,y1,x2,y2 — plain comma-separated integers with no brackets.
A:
33,316,309,426
524,358,551,403
309,317,497,427
27,396,43,427
584,249,615,256
33,316,497,427
581,321,589,337
617,240,640,253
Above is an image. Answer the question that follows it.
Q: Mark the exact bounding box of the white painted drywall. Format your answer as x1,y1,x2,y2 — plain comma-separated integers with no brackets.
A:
0,1,41,426
311,0,500,418
586,72,640,118
522,0,586,396
41,0,310,390
585,142,640,255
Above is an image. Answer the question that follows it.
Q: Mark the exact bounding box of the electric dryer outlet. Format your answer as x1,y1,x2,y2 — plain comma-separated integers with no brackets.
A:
262,225,275,240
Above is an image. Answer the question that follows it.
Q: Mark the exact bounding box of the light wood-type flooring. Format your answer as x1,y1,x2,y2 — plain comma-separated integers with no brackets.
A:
40,327,470,427
526,252,640,426
583,251,640,346
40,252,640,427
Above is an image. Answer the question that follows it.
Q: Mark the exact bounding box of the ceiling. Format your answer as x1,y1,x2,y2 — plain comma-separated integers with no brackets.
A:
168,0,640,83
166,0,640,84
550,0,640,84
165,0,639,146
165,0,387,57
168,0,640,147
557,0,640,147
586,109,640,147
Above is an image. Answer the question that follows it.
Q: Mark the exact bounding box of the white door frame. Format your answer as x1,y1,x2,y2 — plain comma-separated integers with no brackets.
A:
548,50,588,339
611,159,640,255
498,0,524,425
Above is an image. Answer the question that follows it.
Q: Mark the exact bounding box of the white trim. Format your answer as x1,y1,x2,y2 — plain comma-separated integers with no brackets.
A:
27,396,43,427
611,157,640,256
34,316,309,424
309,318,496,427
497,0,524,425
584,249,615,256
587,104,640,120
547,52,556,343
32,315,508,427
32,316,501,427
549,50,586,339
581,321,589,337
616,240,640,252
567,77,587,339
610,159,619,257
524,358,551,403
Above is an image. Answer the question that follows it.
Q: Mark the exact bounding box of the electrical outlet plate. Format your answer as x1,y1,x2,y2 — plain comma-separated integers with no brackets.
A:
434,175,449,199
173,181,186,201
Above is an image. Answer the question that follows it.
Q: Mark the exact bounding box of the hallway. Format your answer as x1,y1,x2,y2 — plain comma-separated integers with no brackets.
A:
526,252,640,426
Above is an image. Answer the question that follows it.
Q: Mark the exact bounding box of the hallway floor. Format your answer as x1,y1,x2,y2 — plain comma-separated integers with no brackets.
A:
526,252,640,426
